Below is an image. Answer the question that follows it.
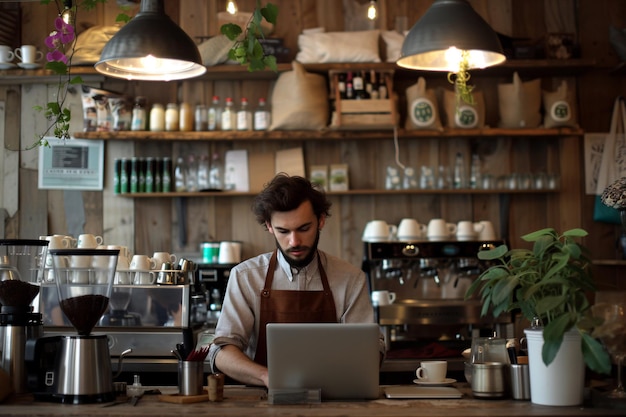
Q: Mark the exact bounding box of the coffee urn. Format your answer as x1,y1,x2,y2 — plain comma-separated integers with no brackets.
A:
0,239,48,393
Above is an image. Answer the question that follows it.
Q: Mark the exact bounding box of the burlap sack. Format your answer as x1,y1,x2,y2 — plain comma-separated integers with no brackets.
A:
295,29,380,63
497,72,542,128
443,88,485,129
269,61,328,130
405,77,442,131
543,80,579,128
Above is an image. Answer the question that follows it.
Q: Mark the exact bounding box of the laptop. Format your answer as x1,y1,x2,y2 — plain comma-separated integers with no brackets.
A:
266,323,381,401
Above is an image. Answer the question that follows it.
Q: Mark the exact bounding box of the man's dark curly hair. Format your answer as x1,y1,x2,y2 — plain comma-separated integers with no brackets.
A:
252,173,331,230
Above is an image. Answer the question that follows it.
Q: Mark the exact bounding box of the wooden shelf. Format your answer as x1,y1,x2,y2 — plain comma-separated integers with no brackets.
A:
72,127,584,141
117,188,560,198
0,59,597,85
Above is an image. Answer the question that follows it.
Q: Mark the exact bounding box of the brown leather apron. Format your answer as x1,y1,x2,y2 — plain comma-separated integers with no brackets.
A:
254,250,337,366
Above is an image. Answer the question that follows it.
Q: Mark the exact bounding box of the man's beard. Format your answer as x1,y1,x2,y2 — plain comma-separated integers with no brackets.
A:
276,230,320,269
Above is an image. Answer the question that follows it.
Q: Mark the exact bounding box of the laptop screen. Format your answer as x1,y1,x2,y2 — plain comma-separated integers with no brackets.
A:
266,323,381,400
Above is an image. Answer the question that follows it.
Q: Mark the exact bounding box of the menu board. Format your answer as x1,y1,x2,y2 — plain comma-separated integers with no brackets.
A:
38,138,104,190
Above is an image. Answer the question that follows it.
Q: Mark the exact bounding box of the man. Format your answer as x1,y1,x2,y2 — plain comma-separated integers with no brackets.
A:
208,174,384,387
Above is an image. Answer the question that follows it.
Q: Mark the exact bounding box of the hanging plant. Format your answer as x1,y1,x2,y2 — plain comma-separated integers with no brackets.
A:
31,0,131,149
220,1,278,72
447,50,475,107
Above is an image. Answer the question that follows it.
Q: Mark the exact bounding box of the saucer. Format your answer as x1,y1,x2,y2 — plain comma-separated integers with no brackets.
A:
0,62,16,70
17,62,41,70
413,378,456,386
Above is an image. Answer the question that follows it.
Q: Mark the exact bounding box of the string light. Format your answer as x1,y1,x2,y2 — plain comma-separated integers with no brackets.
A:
367,0,378,21
226,0,238,15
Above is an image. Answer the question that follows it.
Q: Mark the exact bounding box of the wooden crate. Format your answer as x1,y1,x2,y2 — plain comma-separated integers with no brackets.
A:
329,69,398,130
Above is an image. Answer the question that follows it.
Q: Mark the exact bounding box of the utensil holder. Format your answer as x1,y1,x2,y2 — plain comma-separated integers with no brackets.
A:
178,361,204,396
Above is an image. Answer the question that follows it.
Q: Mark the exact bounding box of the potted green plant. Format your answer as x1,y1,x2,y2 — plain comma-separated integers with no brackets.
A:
465,227,611,405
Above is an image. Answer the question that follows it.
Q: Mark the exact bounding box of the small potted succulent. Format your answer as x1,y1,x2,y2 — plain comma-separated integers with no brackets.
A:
465,227,611,405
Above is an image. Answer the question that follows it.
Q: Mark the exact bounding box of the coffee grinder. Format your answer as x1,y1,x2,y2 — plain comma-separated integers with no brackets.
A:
27,248,119,404
0,239,48,394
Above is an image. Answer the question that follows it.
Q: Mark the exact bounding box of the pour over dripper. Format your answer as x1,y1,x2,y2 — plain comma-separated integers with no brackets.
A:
0,239,48,310
49,249,119,335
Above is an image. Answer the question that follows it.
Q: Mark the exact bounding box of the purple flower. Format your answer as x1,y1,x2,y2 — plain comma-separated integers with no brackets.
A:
47,50,68,64
54,17,75,44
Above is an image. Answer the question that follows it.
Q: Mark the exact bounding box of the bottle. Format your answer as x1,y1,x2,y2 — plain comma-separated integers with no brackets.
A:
253,97,270,131
179,102,193,132
207,95,221,131
113,158,121,194
149,103,165,131
197,154,210,190
138,157,146,192
353,70,369,99
345,71,354,99
337,73,347,99
208,152,224,190
165,103,179,131
221,97,236,131
236,97,253,131
161,157,172,192
470,154,482,189
369,70,379,99
453,152,466,189
174,156,187,192
120,158,129,193
130,96,147,131
195,104,207,131
185,154,198,192
145,157,155,193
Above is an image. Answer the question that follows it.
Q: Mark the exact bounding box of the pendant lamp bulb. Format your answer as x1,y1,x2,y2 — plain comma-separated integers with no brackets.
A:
61,0,74,25
367,0,378,21
226,0,238,15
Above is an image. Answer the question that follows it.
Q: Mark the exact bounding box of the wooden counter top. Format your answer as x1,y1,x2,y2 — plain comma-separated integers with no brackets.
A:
0,384,624,417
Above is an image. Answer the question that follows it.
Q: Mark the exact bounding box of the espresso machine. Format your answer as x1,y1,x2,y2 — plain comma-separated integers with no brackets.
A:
362,240,514,373
26,248,120,404
0,239,48,394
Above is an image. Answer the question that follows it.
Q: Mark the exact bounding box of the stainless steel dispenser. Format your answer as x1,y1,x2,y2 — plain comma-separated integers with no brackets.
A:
0,239,48,394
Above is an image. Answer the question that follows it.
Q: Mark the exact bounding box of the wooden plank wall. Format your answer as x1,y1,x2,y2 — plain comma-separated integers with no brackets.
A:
3,0,626,290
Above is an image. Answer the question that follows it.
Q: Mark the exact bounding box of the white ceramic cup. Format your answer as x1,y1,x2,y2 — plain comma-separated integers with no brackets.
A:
427,219,457,241
415,360,448,382
0,45,14,63
397,218,427,240
46,235,71,249
371,290,396,306
133,270,156,285
15,45,43,64
456,221,484,241
362,220,397,242
130,254,157,271
477,220,496,240
218,242,241,264
153,252,177,268
77,233,104,249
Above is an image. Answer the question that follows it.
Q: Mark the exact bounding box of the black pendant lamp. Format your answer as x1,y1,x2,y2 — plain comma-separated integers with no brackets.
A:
397,0,505,71
95,0,206,81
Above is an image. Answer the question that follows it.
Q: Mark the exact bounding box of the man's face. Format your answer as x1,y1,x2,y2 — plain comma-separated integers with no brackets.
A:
266,200,325,268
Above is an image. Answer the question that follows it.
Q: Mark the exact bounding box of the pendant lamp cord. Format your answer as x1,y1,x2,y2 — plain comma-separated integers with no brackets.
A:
393,126,406,170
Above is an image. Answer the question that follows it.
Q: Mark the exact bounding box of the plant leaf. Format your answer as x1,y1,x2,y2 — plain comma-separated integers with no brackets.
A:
581,332,611,374
221,23,242,40
476,244,508,260
261,3,279,24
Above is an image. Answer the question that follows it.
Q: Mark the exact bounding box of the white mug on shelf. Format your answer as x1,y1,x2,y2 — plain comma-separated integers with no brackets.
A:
153,251,177,269
77,233,104,249
0,45,14,63
362,220,397,242
427,219,457,241
14,45,43,64
477,220,496,241
397,218,427,241
456,221,483,241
